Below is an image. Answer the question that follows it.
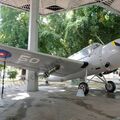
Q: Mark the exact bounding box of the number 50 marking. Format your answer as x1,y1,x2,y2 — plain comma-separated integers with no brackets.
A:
18,55,40,64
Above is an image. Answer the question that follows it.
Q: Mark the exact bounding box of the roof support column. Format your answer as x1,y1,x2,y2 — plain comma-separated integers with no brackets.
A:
26,0,39,92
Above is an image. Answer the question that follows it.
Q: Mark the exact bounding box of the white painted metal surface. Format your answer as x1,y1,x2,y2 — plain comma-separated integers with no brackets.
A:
26,0,39,92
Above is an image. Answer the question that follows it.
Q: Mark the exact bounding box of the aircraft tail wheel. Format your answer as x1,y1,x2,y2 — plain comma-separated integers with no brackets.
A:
78,82,89,96
105,81,116,93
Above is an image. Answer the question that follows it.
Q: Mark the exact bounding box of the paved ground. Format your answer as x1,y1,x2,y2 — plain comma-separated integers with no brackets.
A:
1,83,120,120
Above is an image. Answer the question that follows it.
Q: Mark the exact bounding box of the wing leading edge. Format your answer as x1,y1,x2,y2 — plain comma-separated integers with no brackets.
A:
0,44,88,78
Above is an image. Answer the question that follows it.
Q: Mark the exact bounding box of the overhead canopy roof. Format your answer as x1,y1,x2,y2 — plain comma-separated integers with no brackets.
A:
0,0,120,15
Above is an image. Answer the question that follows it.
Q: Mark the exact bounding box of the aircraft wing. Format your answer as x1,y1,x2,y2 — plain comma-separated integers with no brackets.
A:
0,44,88,77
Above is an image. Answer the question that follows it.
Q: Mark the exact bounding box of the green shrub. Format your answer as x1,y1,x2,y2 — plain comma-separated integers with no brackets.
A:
8,70,18,79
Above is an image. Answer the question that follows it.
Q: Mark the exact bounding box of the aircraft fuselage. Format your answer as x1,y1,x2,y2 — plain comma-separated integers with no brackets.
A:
48,39,120,82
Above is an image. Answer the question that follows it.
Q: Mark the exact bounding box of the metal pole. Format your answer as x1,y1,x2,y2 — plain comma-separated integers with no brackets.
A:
1,58,6,99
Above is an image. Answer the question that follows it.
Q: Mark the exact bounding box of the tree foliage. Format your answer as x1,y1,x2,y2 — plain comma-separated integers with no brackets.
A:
0,5,120,57
0,6,29,49
8,70,17,79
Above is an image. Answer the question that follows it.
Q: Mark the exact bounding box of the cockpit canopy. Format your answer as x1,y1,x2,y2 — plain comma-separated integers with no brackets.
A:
69,43,102,60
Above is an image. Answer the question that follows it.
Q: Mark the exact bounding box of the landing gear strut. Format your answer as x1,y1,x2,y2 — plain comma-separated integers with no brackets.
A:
78,82,89,96
78,73,116,96
92,74,116,93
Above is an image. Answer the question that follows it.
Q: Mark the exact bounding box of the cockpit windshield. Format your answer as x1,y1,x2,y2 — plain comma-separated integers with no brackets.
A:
69,43,102,60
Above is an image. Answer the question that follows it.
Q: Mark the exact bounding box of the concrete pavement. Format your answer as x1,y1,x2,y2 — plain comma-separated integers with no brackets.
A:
0,84,120,120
